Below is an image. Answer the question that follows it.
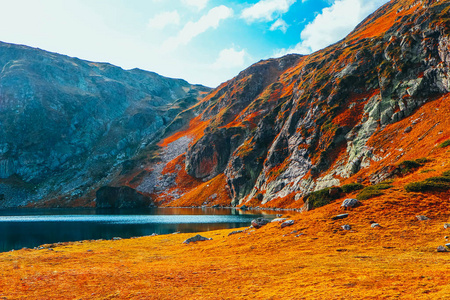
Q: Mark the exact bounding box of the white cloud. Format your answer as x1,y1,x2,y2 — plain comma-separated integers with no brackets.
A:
241,0,296,23
162,5,233,51
182,0,209,10
274,0,389,56
270,18,288,33
148,11,180,30
212,48,246,69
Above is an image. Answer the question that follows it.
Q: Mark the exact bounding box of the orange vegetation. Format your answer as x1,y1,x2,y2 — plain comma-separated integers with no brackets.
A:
165,174,231,207
2,184,450,299
159,116,209,147
349,0,418,40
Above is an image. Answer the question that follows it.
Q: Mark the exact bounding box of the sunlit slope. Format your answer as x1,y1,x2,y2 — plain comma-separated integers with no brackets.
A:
122,0,450,209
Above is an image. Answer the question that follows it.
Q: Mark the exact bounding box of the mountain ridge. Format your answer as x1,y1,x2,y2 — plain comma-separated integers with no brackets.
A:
0,41,210,208
121,0,450,209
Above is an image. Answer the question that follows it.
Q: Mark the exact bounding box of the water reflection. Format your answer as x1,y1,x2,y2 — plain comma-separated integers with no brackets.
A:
0,208,278,252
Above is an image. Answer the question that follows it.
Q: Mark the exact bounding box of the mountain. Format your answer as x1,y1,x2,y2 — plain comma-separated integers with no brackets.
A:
0,41,210,208
122,0,450,208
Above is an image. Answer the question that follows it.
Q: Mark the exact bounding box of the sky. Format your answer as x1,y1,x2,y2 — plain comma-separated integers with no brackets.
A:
0,0,389,87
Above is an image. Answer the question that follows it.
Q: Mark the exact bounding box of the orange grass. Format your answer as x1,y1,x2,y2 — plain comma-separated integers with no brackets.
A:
2,187,450,299
165,174,231,207
159,116,209,147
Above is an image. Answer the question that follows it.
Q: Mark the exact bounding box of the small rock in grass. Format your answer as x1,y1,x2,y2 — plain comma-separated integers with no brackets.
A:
437,245,448,252
150,233,158,236
271,218,288,223
342,224,352,230
112,237,122,240
341,198,359,209
371,223,381,228
416,215,430,221
183,234,212,244
332,213,349,220
444,223,450,229
281,220,295,228
251,218,271,229
228,230,244,236
404,126,412,133
446,243,450,248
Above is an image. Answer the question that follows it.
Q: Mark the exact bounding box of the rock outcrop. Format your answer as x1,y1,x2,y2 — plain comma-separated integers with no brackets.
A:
147,0,450,208
95,186,153,208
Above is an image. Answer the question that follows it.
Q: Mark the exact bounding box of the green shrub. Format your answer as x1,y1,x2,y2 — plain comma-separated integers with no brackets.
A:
356,182,393,200
442,170,450,177
425,176,450,183
405,181,450,192
405,170,450,192
398,159,428,174
356,189,384,200
341,183,365,193
438,139,450,148
306,187,342,209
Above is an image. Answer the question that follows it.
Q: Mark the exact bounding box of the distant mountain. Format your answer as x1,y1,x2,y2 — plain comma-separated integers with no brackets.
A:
0,41,210,207
124,0,450,208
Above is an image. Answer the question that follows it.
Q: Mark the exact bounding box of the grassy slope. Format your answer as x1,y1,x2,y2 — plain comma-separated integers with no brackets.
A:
1,193,450,299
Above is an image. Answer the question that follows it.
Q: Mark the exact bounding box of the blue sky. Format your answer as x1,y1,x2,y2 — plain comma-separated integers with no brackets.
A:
0,0,388,87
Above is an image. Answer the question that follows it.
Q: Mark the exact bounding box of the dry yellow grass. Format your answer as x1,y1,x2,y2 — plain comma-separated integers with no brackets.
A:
2,190,450,299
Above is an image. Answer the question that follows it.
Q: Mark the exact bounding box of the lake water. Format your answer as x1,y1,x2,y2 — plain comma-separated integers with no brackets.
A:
0,208,277,252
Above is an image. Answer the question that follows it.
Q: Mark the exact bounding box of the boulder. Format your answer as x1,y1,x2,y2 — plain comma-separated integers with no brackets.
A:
437,245,448,252
183,234,212,244
240,205,248,210
341,198,360,209
96,186,152,208
281,220,295,228
251,218,271,229
404,126,413,133
332,213,349,220
416,215,430,221
271,218,288,223
371,223,381,228
342,224,352,230
444,223,450,229
228,230,244,236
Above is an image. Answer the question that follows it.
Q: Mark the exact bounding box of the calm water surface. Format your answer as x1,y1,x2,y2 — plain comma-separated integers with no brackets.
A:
0,208,277,252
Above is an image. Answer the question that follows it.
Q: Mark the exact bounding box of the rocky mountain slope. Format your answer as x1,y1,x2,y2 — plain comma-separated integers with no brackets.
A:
0,42,210,207
124,0,450,208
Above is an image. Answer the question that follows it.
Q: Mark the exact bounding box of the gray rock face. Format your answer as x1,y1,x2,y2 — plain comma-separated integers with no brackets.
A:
0,41,209,207
183,234,212,244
